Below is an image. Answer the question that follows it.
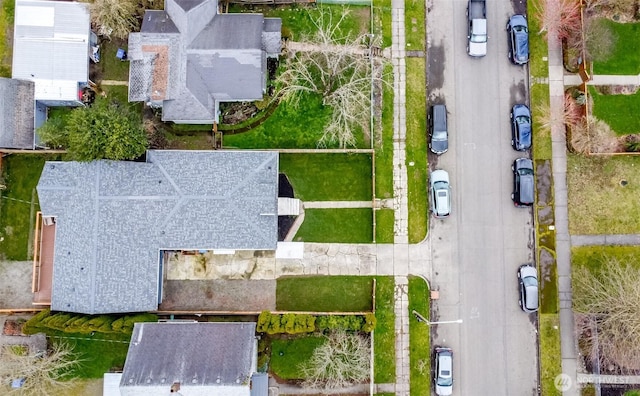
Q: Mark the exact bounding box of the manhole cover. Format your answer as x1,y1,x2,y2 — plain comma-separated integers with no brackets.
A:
620,179,628,186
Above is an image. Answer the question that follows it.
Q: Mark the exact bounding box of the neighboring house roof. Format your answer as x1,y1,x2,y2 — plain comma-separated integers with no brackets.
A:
120,322,262,396
128,0,281,123
36,150,279,314
0,78,35,149
12,0,89,102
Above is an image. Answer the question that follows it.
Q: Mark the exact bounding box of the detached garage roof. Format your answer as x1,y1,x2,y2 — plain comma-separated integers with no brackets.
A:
0,78,34,149
12,0,89,102
36,150,279,314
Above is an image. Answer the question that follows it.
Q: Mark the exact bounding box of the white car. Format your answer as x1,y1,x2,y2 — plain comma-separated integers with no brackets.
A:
434,347,453,395
430,169,451,218
518,264,539,313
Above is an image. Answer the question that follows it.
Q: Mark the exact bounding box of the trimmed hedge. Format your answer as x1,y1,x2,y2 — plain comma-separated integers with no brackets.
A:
23,310,158,336
257,311,376,334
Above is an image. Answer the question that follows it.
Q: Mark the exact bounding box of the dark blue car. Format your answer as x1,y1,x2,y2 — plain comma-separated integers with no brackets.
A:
507,15,529,65
511,104,532,150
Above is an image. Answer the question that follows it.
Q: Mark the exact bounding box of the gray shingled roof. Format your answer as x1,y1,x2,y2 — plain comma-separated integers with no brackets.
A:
120,322,259,396
0,78,34,149
12,0,89,102
37,150,279,314
128,0,280,123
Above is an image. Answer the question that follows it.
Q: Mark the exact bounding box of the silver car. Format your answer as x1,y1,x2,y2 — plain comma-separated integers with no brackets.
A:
430,169,451,218
518,264,539,313
434,347,453,395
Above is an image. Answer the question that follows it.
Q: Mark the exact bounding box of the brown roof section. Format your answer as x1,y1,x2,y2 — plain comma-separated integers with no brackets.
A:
32,212,54,306
142,45,169,101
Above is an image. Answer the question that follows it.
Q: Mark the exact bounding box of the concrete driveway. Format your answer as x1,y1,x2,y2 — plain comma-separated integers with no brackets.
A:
426,0,538,393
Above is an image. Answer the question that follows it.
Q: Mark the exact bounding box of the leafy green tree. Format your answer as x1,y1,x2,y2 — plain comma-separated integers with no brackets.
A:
38,101,148,161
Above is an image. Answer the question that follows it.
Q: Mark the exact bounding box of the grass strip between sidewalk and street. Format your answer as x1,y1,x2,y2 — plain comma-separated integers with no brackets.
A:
374,276,396,383
408,276,430,396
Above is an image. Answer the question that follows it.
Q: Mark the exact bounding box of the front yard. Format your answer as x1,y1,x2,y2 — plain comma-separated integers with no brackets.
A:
592,20,640,75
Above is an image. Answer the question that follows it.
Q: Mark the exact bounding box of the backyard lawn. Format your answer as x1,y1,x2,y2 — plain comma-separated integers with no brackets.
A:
590,86,640,135
0,154,61,260
276,276,374,312
592,20,640,75
567,154,640,234
269,336,326,379
280,153,372,201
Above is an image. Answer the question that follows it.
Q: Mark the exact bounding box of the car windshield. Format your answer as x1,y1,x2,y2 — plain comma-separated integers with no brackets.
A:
437,374,453,386
518,167,533,175
433,130,447,139
434,181,449,190
470,33,486,43
523,276,537,287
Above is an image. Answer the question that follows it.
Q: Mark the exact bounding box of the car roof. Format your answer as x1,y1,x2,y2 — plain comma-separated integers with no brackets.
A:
438,352,453,375
520,174,535,203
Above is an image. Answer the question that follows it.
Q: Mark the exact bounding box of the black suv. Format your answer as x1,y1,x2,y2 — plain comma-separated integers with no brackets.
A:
507,15,529,65
512,158,534,207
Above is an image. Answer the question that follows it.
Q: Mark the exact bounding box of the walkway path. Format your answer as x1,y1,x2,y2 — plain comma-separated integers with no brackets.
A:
547,32,581,396
564,73,640,86
571,234,640,246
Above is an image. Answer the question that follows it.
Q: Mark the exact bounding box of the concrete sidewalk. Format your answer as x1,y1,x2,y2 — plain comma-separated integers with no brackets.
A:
571,234,640,246
564,73,640,86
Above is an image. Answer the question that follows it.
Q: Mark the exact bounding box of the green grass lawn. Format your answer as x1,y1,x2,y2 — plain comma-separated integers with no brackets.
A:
268,335,325,380
408,276,430,396
375,63,395,201
374,276,396,383
592,20,640,75
531,83,552,160
0,154,61,260
528,0,550,79
276,276,374,312
53,334,130,378
0,0,14,77
406,58,428,243
373,0,392,47
571,245,640,272
590,86,640,135
567,154,640,234
405,0,425,50
95,39,130,81
540,314,562,396
222,93,338,149
294,208,373,243
375,209,395,243
228,4,370,41
280,153,373,201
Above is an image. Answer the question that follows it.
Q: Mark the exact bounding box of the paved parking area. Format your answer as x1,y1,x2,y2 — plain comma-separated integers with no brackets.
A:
0,261,35,309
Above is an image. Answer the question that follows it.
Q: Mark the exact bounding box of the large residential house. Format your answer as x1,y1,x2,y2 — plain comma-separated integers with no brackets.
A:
36,150,279,314
128,0,282,124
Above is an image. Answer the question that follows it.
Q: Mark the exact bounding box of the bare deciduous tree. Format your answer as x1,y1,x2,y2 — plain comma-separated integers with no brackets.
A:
277,8,386,148
533,0,583,43
0,342,80,395
574,259,640,372
299,330,371,390
87,0,163,40
584,17,615,62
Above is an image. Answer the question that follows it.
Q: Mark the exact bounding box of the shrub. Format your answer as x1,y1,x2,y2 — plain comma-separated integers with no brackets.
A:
22,310,51,334
362,313,377,332
257,311,272,333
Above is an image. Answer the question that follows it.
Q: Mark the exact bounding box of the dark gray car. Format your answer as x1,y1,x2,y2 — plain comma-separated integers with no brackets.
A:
429,104,448,155
511,104,532,151
518,264,539,313
511,158,534,207
507,15,529,65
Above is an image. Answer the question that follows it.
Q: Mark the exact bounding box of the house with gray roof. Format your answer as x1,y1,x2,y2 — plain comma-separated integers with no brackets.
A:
128,0,281,124
6,0,91,149
0,78,35,149
36,150,279,314
118,322,266,396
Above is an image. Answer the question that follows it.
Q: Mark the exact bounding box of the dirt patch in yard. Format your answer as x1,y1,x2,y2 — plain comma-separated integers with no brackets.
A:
159,279,277,312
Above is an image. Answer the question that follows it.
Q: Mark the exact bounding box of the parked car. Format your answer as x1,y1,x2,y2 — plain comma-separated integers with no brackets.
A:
518,264,539,313
430,169,451,218
507,14,529,65
511,158,534,207
429,104,449,155
434,347,454,395
511,104,532,151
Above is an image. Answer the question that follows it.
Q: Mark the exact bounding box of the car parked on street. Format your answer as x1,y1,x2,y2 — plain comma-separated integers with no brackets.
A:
430,169,451,218
511,104,532,151
429,104,449,155
507,14,529,65
434,347,453,395
511,158,534,207
518,264,539,312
